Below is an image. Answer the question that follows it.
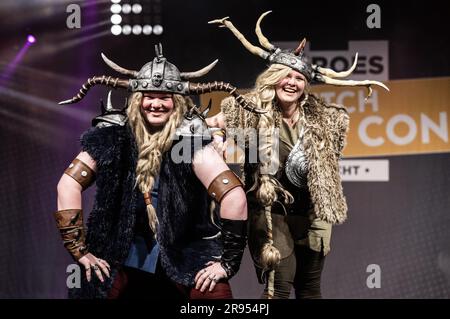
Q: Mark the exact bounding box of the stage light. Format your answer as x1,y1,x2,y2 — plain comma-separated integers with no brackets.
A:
142,25,152,35
153,25,163,35
107,2,163,37
111,14,122,25
122,4,131,14
132,25,142,35
1,35,36,84
27,35,36,44
132,4,142,14
122,25,132,35
110,4,121,14
111,25,122,36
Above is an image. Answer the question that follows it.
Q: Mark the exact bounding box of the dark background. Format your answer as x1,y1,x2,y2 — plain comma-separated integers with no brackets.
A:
0,0,449,298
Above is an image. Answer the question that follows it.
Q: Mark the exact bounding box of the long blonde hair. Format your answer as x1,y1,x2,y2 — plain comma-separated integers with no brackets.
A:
252,63,309,271
127,92,187,233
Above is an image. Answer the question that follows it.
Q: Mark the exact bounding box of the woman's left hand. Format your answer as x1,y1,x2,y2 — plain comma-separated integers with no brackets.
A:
194,261,228,292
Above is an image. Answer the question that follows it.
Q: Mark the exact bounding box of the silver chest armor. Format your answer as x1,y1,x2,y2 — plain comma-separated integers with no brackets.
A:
285,137,309,189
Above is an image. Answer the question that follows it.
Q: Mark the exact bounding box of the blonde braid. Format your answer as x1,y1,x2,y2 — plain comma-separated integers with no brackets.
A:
127,93,186,233
252,66,280,272
252,64,305,297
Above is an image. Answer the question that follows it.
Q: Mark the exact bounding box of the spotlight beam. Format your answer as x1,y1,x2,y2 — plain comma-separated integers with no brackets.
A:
0,86,93,123
0,39,34,85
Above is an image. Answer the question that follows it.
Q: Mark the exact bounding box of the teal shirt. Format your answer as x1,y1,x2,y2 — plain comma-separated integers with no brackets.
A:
123,178,160,273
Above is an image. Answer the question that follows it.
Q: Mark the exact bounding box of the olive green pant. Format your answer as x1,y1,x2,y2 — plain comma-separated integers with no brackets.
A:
260,245,325,299
248,206,331,299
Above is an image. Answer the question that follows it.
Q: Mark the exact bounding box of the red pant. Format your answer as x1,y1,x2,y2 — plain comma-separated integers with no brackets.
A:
108,267,233,299
177,281,233,299
108,266,183,299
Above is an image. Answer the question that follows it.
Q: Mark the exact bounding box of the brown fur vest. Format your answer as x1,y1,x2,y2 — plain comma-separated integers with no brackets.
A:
221,93,349,224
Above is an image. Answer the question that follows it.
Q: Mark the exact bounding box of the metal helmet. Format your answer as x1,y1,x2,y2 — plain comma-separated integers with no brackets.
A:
103,43,217,95
209,11,389,97
58,43,266,114
59,43,218,105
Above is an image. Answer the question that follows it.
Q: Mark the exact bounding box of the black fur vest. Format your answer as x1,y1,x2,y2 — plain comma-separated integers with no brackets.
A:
68,125,221,298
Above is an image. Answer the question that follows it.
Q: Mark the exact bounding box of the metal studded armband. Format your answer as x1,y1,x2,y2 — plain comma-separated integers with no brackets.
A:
64,158,95,190
207,170,242,203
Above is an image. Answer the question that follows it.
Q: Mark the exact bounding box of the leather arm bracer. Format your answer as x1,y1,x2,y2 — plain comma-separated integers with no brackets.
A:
54,209,88,261
220,218,247,279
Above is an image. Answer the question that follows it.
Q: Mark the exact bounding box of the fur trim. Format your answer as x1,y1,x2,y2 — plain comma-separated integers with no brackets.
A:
221,94,260,131
302,94,349,224
223,93,350,225
69,125,138,298
157,138,223,286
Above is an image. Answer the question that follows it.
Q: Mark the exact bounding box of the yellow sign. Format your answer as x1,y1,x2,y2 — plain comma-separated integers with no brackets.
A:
200,77,450,157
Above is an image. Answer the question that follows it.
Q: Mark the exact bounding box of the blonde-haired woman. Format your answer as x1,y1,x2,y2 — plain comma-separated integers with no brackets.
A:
207,12,388,298
55,47,248,299
208,62,348,298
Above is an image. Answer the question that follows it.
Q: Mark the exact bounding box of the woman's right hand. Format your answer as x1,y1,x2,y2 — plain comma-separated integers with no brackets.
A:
78,253,111,282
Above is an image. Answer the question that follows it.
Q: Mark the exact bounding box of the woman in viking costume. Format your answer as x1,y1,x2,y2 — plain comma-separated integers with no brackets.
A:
54,44,262,299
207,12,389,299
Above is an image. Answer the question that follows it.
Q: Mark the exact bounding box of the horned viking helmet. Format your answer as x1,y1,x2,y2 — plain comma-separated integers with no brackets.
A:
209,11,389,97
102,43,218,95
59,43,218,105
58,43,265,114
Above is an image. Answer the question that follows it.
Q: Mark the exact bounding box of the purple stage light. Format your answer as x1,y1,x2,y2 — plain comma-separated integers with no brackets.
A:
0,35,36,85
27,35,36,44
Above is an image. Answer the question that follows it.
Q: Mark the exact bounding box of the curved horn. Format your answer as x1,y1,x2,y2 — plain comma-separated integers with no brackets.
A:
255,11,276,51
314,53,359,78
316,74,389,99
59,76,129,105
106,90,113,111
201,99,212,117
180,59,219,80
101,53,138,77
294,38,306,56
208,17,270,59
